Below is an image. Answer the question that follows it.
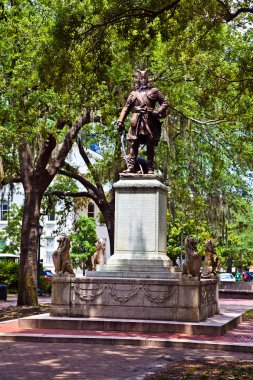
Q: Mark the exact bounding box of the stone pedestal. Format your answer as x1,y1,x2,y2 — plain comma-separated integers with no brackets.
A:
50,174,219,322
51,276,219,322
86,175,179,279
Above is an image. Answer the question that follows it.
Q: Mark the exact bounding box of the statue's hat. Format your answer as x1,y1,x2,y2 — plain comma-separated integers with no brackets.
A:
134,69,153,78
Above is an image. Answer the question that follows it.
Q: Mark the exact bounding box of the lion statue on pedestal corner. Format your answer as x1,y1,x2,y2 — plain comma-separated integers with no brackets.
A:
52,235,75,276
182,236,201,278
201,239,220,278
91,239,106,271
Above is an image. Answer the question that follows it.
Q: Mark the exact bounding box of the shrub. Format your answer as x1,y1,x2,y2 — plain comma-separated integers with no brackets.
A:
0,262,19,293
39,276,52,295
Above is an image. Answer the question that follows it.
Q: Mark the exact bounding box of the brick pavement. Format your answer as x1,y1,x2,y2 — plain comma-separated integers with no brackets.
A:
0,297,252,379
0,343,252,380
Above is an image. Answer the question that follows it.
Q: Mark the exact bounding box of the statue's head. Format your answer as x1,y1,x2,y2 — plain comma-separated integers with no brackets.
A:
185,236,198,252
134,69,153,88
205,239,215,252
57,234,70,247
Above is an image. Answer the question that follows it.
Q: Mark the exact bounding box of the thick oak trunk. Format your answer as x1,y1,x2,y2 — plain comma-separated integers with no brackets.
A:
17,187,43,306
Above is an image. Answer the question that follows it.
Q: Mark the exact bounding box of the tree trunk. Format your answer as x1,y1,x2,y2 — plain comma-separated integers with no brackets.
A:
226,256,233,273
106,219,115,256
16,112,90,306
99,203,114,256
12,111,104,306
17,187,43,306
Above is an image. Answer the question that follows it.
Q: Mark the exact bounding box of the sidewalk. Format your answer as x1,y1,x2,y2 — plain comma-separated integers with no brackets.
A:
0,294,51,308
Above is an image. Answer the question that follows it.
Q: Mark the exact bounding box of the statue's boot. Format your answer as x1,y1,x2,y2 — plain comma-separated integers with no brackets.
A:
147,144,155,174
123,167,135,173
147,162,154,174
123,155,136,173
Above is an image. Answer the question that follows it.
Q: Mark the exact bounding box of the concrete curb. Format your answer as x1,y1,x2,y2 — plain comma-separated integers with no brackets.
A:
0,333,252,353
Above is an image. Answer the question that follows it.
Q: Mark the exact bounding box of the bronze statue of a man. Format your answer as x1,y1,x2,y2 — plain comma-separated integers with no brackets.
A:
117,69,168,174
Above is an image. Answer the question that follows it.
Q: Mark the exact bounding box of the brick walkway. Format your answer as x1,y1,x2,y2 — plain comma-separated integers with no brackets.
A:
0,342,252,380
0,297,252,379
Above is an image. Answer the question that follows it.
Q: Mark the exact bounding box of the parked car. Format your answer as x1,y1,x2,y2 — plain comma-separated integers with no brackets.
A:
243,271,250,281
43,270,53,281
218,273,236,282
243,271,253,282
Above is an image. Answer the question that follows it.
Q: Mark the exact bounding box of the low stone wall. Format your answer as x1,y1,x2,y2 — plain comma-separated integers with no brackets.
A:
219,281,253,298
51,276,219,322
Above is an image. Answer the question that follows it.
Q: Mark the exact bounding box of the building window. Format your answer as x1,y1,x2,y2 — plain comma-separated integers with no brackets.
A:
45,238,55,265
48,209,56,221
88,202,95,218
1,200,8,220
46,238,55,250
46,251,53,264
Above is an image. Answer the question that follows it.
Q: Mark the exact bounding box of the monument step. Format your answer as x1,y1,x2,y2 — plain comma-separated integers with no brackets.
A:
86,270,181,279
18,311,242,337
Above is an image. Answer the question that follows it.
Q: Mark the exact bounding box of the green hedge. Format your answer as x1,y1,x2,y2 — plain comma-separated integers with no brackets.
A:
39,276,52,295
0,262,19,293
0,262,52,295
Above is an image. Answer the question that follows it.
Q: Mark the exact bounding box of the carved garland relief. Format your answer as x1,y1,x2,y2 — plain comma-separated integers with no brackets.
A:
73,283,178,305
200,284,217,307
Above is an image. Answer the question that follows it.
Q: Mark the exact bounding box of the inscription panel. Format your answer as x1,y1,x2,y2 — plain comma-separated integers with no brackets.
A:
158,191,167,252
116,190,156,252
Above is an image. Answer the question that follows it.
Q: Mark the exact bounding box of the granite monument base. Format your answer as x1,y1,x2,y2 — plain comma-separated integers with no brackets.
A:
50,174,219,322
50,276,219,322
96,175,177,279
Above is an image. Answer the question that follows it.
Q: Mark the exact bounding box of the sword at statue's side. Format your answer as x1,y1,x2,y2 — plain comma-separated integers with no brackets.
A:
120,133,129,166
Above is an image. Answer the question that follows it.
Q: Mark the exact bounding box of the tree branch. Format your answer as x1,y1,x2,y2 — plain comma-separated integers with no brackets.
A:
76,135,106,199
19,141,34,183
58,167,102,202
226,7,253,22
1,175,21,187
83,0,181,36
195,59,253,83
47,110,90,178
171,105,225,125
37,119,69,171
193,128,242,174
216,1,253,22
37,133,57,171
45,190,99,205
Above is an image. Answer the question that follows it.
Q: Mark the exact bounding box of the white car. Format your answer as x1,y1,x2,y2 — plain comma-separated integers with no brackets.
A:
219,273,236,282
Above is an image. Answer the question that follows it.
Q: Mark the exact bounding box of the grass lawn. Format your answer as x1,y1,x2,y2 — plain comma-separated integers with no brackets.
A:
144,360,253,380
0,303,50,321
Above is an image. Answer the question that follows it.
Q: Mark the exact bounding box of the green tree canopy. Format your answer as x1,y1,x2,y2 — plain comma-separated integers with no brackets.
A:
70,215,97,273
1,0,253,305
